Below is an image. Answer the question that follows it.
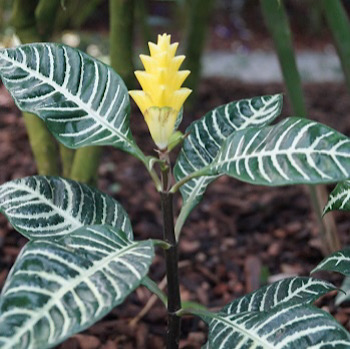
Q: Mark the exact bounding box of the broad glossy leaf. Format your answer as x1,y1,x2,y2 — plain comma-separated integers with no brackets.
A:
323,180,350,215
213,117,350,186
0,225,154,349
0,176,132,240
202,303,350,349
202,277,336,348
312,248,350,276
0,43,143,159
221,277,335,314
174,94,282,231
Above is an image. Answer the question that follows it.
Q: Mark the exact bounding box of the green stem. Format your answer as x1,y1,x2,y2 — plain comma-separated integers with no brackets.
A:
59,144,75,178
135,0,153,51
23,113,60,175
174,200,191,241
152,239,171,250
321,0,350,92
11,0,63,177
309,184,340,255
70,147,102,186
170,165,212,194
71,0,103,29
11,0,39,44
142,276,168,306
184,0,214,104
260,0,340,255
109,0,135,89
161,192,181,349
35,0,61,40
260,0,307,117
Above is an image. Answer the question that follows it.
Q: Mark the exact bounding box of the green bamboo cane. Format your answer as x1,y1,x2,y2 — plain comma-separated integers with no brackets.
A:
35,0,79,178
35,0,61,40
135,0,153,51
109,0,135,89
70,147,102,186
184,0,214,104
54,0,103,31
70,0,137,187
260,0,340,255
11,0,60,176
321,0,350,92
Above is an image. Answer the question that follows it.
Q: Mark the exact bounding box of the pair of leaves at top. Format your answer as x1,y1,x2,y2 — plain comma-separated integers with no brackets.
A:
0,176,155,349
174,94,350,233
2,44,350,230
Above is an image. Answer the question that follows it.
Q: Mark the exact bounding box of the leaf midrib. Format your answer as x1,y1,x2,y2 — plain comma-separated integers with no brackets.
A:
215,147,350,168
210,313,275,349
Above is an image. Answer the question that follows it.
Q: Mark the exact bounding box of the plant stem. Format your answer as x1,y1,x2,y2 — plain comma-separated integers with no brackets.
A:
35,0,61,40
109,0,135,89
170,165,212,194
321,0,350,92
184,0,214,105
11,0,61,176
70,146,102,186
141,276,168,306
59,144,75,178
161,192,181,349
260,0,340,255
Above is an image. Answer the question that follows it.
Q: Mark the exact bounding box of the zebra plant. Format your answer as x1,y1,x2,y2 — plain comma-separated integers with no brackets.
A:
310,180,350,307
1,33,350,349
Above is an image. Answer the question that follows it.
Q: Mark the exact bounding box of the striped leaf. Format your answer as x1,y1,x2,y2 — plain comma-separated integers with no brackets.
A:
202,303,350,349
0,225,154,349
323,180,350,215
202,277,336,348
0,176,132,240
0,43,144,159
221,277,335,314
213,117,350,186
174,94,282,230
312,248,350,277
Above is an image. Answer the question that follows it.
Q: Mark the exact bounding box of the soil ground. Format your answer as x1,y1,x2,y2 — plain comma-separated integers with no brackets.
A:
1,79,350,348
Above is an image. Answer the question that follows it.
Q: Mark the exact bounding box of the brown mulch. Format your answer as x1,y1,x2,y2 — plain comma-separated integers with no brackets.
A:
1,79,350,348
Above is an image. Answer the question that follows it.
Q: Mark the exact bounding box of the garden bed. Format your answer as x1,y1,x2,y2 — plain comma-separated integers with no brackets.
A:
1,78,350,348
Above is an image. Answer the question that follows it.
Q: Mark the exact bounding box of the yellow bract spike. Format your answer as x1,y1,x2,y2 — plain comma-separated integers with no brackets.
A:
129,33,192,150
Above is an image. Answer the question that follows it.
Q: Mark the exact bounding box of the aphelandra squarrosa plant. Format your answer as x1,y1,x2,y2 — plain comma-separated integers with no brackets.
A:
2,34,350,349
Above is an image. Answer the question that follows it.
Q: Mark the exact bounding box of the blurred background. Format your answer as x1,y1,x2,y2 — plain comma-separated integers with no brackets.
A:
2,1,350,348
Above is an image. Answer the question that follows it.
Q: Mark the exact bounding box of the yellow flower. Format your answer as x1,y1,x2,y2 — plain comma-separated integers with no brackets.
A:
129,33,191,150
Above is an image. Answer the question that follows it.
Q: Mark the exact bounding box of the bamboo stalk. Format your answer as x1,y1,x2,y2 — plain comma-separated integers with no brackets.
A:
321,0,350,92
260,0,340,255
109,0,135,89
23,113,59,175
184,0,214,104
70,147,102,186
68,0,137,186
11,0,60,176
35,0,61,40
135,0,153,51
59,144,75,179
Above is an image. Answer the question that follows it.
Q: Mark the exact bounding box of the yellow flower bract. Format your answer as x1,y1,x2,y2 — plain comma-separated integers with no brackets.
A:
129,33,191,150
